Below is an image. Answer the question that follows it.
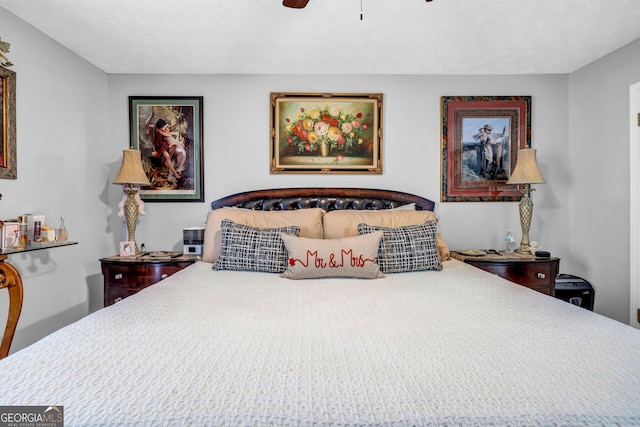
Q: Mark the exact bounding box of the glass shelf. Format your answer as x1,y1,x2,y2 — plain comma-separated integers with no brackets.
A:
2,241,78,255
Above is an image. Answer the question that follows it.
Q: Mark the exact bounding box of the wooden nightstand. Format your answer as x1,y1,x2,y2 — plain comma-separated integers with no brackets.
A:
100,254,196,306
451,251,560,296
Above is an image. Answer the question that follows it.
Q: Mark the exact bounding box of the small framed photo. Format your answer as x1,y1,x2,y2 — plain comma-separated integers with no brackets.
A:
119,241,136,257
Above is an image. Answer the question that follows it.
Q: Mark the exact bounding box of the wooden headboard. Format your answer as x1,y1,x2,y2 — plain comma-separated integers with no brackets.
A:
210,188,435,212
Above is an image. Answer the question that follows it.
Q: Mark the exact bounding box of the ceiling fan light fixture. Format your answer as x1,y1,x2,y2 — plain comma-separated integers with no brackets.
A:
282,0,432,12
283,0,310,8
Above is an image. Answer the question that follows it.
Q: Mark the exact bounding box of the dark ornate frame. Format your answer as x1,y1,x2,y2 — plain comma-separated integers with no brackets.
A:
129,96,204,202
441,96,531,202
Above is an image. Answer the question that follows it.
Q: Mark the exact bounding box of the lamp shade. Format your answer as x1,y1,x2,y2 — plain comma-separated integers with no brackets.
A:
506,149,545,185
113,149,151,186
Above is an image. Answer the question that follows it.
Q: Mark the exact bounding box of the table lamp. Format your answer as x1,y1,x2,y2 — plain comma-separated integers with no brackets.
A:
113,149,151,253
506,148,545,253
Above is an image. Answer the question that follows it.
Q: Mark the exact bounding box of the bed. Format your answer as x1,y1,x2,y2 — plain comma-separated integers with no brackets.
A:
1,187,640,426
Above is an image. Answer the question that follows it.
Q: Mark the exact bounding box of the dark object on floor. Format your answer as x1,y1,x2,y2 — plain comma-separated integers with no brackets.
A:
555,274,595,311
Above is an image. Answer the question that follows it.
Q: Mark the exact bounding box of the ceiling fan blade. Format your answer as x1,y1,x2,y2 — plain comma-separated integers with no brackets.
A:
283,0,310,8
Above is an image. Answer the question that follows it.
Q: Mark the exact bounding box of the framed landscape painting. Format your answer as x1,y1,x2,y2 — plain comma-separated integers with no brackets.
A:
270,92,383,174
441,96,532,202
129,96,204,202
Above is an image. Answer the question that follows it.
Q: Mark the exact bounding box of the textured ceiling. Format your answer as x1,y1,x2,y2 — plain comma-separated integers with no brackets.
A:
1,0,640,75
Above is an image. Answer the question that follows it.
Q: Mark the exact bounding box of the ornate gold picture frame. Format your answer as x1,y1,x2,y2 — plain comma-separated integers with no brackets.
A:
0,67,16,180
270,92,383,174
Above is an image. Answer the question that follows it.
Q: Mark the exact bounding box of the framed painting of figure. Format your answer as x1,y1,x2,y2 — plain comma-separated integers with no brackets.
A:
129,96,204,202
440,96,532,202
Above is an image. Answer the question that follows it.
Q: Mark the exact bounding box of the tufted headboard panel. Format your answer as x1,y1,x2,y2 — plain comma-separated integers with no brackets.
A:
210,188,435,212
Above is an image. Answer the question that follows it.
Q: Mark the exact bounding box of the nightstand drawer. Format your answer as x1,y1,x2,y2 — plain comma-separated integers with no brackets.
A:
104,263,188,289
107,287,137,305
100,256,195,306
453,253,560,296
476,262,555,288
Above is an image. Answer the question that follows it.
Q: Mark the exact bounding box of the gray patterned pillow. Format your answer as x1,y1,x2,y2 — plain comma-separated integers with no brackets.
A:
213,219,300,273
357,220,443,273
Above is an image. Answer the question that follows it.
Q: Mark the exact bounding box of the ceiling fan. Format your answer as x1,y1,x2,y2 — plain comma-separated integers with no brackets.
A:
283,0,432,8
282,0,309,8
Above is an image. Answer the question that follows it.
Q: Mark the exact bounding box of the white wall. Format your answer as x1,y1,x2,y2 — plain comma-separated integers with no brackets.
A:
568,37,640,323
107,74,570,278
0,9,110,353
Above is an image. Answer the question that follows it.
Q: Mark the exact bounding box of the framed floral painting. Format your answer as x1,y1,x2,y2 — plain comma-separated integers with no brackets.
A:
441,96,532,202
129,96,204,202
0,66,16,180
270,92,383,174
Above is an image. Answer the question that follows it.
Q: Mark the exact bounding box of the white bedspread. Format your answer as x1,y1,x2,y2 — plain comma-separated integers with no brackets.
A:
2,260,640,426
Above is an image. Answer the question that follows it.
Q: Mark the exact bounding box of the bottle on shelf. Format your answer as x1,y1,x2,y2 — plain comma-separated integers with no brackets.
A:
57,216,68,242
11,229,26,250
505,230,516,253
20,217,27,247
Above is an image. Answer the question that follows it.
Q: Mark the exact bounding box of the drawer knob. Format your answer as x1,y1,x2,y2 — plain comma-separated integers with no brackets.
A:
537,272,546,279
114,273,123,280
114,297,123,303
161,273,168,279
